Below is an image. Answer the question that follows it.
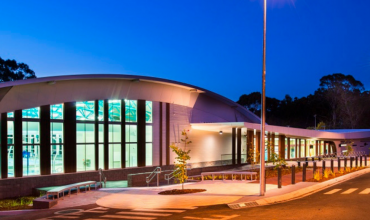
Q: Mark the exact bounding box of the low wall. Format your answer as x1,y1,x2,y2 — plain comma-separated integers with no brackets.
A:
128,164,242,187
0,165,173,199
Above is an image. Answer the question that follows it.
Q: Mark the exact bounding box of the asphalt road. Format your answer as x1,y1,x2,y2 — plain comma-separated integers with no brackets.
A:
2,172,370,220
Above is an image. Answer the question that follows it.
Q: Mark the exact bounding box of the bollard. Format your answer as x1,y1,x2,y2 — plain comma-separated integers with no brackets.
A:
338,158,341,171
278,167,282,188
313,161,317,175
297,161,301,168
356,156,358,168
366,156,368,167
322,160,326,176
305,157,308,162
350,157,353,169
319,157,321,161
344,158,347,169
302,163,307,182
331,159,334,173
312,157,315,162
360,156,363,167
292,165,296,185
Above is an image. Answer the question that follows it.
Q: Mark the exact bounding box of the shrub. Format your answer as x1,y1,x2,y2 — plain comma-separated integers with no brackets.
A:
314,170,321,181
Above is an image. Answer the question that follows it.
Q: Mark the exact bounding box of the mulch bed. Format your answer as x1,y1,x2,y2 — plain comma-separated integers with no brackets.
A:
307,167,366,182
158,189,206,195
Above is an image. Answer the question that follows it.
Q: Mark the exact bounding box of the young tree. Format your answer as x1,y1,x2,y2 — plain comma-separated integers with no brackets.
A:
0,57,36,82
170,130,191,190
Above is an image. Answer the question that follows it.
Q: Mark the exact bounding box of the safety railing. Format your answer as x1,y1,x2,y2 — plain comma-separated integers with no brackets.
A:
165,165,192,185
146,167,161,187
98,168,107,188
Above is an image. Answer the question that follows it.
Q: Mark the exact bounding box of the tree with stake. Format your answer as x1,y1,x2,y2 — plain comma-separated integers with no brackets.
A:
170,130,191,190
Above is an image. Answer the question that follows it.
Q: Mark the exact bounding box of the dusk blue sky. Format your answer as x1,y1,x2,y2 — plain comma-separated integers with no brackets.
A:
1,0,369,101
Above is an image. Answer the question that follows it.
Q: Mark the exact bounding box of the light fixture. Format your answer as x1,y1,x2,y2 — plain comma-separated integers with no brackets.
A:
47,81,56,85
131,79,140,83
219,131,223,135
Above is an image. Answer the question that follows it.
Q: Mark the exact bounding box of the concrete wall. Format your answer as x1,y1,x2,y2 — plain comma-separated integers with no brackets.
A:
168,104,236,165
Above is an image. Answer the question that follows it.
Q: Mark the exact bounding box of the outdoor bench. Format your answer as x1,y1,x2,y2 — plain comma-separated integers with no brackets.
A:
46,181,98,200
201,171,257,181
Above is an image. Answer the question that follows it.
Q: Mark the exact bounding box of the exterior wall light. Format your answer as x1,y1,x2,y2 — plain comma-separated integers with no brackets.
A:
219,131,223,135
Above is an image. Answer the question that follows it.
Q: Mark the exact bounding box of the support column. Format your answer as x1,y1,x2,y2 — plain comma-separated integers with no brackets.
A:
315,140,319,157
14,110,22,177
121,99,126,168
232,128,236,165
267,133,271,160
279,135,285,159
137,100,146,167
1,113,8,179
64,102,76,173
237,128,242,165
256,132,261,163
272,133,275,157
159,102,163,166
246,130,254,164
94,100,99,170
104,100,108,170
166,103,170,165
287,137,290,160
40,105,51,175
304,139,307,158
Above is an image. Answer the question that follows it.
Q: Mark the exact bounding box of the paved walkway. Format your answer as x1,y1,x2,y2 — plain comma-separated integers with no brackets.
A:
96,181,278,209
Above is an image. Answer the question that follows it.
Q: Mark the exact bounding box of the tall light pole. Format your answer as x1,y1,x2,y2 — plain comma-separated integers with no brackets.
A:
314,114,317,130
260,0,267,196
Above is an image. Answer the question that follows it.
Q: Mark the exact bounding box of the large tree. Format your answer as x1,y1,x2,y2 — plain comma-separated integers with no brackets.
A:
0,57,36,82
319,73,365,128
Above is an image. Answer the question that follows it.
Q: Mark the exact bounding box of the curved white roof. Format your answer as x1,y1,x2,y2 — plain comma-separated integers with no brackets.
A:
0,74,261,123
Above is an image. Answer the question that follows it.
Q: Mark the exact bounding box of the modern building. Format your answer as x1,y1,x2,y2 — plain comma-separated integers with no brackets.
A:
0,74,369,198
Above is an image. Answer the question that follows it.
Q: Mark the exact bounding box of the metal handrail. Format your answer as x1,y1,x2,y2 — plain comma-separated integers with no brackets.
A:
165,165,192,185
165,169,179,185
99,168,107,188
146,167,161,187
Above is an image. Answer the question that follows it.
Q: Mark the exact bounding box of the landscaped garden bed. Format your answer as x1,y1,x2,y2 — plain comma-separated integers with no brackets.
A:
0,196,36,211
158,189,206,195
307,167,366,182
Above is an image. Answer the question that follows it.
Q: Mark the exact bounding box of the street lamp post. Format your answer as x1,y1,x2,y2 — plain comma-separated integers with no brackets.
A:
314,114,317,130
260,0,267,196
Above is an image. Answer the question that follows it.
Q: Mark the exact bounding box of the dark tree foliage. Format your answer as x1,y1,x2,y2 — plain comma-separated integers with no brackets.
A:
237,73,370,129
0,57,36,82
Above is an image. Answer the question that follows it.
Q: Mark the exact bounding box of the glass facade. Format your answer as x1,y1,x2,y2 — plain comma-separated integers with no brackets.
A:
76,123,95,171
125,100,137,122
290,139,296,159
76,101,95,121
1,99,154,178
22,120,40,176
7,121,14,177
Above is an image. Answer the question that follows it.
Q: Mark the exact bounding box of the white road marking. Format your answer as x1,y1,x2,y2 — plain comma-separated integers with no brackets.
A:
341,188,358,194
117,211,171,216
82,210,107,213
359,188,370,194
324,189,342,194
101,215,156,220
184,214,239,220
132,209,185,213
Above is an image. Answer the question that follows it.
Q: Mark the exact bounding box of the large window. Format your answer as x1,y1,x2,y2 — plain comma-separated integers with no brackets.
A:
108,124,121,168
76,101,95,121
290,139,296,159
51,122,63,174
7,119,14,177
126,125,137,167
108,100,121,122
76,123,95,171
125,100,137,122
22,121,40,176
145,101,153,166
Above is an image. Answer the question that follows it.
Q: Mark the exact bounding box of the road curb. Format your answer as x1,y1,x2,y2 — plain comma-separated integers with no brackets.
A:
228,167,370,209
